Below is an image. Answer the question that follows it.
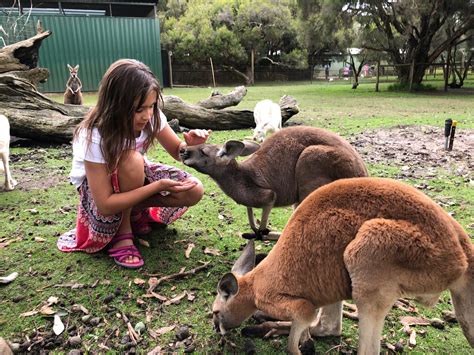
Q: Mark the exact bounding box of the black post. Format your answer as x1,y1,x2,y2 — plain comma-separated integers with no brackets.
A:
444,118,453,150
448,120,457,151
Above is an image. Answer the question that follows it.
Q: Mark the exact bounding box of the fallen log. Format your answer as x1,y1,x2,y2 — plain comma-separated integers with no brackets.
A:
162,94,299,130
0,31,52,74
196,85,247,109
1,73,299,142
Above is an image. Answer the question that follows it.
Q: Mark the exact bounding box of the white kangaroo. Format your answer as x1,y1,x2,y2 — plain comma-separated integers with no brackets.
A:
0,114,17,191
253,99,282,143
212,177,474,354
180,126,368,239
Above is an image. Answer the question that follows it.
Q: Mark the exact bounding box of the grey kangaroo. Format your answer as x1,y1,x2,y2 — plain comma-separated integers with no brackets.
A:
212,178,474,354
63,64,83,105
180,126,368,239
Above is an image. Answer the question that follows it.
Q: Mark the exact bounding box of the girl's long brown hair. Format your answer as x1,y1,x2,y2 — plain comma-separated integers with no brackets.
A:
74,59,163,173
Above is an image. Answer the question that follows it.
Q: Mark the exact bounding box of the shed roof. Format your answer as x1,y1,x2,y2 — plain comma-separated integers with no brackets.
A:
1,0,158,18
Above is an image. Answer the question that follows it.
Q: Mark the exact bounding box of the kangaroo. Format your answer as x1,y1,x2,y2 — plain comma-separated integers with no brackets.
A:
180,126,368,239
253,99,282,143
0,115,17,191
212,177,474,354
64,64,83,105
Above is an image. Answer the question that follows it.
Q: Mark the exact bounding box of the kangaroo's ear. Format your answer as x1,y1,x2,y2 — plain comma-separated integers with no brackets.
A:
217,272,238,298
231,240,256,275
217,140,245,160
241,141,260,155
67,64,73,71
74,65,79,71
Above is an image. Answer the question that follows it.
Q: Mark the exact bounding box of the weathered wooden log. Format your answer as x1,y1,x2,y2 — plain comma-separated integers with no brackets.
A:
162,95,299,130
196,85,247,109
0,31,52,74
0,74,87,143
0,73,299,143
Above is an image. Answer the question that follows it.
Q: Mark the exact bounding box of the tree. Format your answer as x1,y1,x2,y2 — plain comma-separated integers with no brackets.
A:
159,0,300,83
346,0,474,86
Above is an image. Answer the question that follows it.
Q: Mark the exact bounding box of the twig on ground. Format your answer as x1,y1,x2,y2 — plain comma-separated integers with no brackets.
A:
145,261,211,293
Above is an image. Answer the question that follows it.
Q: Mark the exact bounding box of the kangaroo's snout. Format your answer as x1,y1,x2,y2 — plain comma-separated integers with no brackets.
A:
179,148,190,162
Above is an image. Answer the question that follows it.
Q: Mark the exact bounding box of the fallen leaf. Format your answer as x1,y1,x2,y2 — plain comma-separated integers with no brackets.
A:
134,278,146,285
53,314,65,335
0,272,18,284
40,305,55,315
203,247,220,256
34,237,46,242
409,330,417,346
154,325,176,336
71,304,89,314
186,291,196,302
47,296,59,305
20,310,39,317
138,239,150,247
185,243,195,259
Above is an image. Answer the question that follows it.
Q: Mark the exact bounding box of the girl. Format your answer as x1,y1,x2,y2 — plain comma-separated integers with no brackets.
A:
57,59,211,269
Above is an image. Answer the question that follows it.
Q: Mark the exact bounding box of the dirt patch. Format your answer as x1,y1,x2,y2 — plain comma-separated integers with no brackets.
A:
9,144,71,191
6,126,473,191
349,125,474,181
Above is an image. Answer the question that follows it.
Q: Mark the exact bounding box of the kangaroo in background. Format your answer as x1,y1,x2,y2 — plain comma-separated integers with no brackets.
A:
180,126,368,239
212,178,474,354
64,64,83,105
252,99,282,143
0,114,17,191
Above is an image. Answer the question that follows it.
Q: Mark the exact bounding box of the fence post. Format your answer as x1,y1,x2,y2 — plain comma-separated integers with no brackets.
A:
168,50,173,89
251,48,255,85
209,57,216,88
408,60,414,91
375,60,380,92
444,47,451,92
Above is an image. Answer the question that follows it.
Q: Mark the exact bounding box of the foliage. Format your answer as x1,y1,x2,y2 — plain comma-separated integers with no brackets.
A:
159,0,299,77
344,0,474,84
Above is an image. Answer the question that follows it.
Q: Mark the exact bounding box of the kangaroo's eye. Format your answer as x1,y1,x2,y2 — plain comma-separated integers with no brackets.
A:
200,148,209,157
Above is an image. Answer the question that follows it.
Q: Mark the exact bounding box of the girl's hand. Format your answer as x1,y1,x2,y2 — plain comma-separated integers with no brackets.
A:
183,129,211,146
155,178,197,193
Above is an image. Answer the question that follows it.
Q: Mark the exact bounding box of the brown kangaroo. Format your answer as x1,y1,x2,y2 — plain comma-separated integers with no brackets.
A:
180,126,368,239
63,64,83,105
212,177,474,354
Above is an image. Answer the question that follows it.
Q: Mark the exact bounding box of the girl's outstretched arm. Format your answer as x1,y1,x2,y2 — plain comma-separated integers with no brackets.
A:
157,125,211,160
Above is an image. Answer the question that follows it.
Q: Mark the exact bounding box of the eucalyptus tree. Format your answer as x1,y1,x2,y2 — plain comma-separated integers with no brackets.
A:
345,0,474,85
159,0,300,84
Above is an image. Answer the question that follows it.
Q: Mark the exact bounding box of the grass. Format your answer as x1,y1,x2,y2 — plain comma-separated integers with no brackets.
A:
1,81,473,353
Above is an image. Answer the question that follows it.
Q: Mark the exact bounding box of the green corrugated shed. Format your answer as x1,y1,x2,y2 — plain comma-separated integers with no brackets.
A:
2,15,162,92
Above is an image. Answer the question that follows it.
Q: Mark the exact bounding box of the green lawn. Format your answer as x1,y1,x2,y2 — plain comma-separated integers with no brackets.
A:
1,82,473,353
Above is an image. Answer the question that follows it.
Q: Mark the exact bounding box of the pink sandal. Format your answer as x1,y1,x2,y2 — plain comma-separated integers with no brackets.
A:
108,233,144,269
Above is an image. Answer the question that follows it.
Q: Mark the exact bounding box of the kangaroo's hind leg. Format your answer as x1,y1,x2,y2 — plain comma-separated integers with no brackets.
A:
345,218,469,353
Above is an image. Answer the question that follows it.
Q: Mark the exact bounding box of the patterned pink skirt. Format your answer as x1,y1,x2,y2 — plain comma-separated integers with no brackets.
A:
57,162,191,253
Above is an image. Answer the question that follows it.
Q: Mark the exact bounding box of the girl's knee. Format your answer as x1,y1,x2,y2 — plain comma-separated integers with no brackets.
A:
118,151,145,189
187,179,204,206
